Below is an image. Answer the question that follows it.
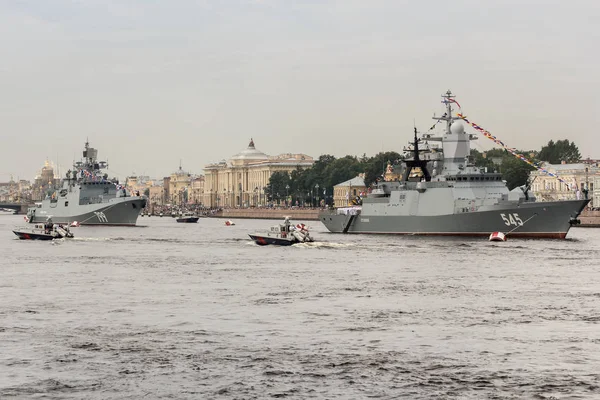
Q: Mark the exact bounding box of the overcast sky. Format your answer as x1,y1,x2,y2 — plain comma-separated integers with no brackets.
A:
1,0,598,182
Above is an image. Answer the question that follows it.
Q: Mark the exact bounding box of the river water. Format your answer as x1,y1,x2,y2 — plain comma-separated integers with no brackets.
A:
1,214,599,399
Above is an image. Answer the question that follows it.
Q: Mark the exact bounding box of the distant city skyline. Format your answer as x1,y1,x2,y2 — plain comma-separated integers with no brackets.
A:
1,0,598,182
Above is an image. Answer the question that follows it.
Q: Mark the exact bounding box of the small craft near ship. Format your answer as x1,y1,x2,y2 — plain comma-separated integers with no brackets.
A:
249,217,314,246
13,218,74,241
225,220,235,226
319,91,589,239
176,212,200,223
26,141,146,226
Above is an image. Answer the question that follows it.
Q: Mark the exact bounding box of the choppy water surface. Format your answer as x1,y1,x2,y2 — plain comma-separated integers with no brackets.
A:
1,214,599,399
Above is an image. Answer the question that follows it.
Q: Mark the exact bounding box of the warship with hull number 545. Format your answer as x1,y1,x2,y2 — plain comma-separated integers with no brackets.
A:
319,91,589,239
27,141,147,226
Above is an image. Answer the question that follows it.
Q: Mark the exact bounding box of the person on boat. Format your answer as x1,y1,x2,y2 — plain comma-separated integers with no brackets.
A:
281,217,291,238
44,218,54,234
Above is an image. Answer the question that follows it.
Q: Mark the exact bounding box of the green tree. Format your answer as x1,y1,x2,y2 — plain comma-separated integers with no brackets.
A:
323,156,364,190
538,139,581,164
501,154,536,190
470,149,492,169
471,148,507,172
266,171,291,203
311,154,337,180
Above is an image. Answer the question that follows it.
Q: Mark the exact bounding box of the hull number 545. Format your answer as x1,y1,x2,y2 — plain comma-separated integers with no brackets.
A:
500,213,523,226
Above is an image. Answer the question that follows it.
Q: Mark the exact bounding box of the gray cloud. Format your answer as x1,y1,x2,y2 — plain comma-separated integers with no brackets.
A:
1,0,598,182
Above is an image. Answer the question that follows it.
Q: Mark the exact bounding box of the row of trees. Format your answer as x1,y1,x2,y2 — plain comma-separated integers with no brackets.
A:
471,139,581,189
265,139,581,204
264,151,402,206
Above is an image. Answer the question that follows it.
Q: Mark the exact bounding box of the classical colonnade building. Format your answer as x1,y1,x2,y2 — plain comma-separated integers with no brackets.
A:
202,139,314,208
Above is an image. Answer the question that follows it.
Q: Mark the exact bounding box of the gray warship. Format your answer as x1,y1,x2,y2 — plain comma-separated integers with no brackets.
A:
319,91,589,239
26,141,147,226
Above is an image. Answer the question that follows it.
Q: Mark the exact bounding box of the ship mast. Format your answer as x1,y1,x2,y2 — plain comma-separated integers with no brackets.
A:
402,127,432,182
432,90,461,133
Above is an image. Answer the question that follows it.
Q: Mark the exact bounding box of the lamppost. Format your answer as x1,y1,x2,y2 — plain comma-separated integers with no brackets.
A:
263,186,267,206
285,184,289,207
584,167,589,201
315,183,319,207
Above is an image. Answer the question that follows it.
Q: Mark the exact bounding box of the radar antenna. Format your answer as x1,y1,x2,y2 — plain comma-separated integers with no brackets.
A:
401,126,431,182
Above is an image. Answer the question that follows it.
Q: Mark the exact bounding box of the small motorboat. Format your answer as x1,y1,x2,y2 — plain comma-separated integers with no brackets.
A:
13,222,74,240
249,217,314,246
489,231,507,242
225,220,235,226
176,212,200,223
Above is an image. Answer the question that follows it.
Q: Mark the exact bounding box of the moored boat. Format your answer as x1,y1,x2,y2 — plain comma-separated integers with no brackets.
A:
176,212,200,223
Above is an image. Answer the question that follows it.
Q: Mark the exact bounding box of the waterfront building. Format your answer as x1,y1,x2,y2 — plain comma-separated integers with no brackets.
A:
0,179,16,202
189,176,205,205
125,175,148,195
202,139,314,208
31,160,59,201
333,175,366,207
148,185,165,207
163,177,170,205
169,166,192,206
530,161,599,206
593,176,600,209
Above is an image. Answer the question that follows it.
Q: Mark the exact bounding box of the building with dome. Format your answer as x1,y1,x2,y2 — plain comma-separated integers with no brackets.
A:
203,139,314,208
31,160,59,201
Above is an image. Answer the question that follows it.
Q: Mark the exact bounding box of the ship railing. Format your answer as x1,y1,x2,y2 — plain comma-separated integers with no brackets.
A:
335,207,361,216
79,196,114,205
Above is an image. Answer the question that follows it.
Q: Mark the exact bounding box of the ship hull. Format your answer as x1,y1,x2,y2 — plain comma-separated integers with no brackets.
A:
176,217,199,223
13,231,56,240
319,200,589,239
249,234,296,246
27,197,146,226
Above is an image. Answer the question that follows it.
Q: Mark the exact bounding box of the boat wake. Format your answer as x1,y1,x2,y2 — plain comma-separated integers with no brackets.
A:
292,241,353,249
70,237,114,242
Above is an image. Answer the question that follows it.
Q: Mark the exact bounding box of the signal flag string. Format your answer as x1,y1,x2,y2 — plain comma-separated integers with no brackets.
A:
456,113,574,190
